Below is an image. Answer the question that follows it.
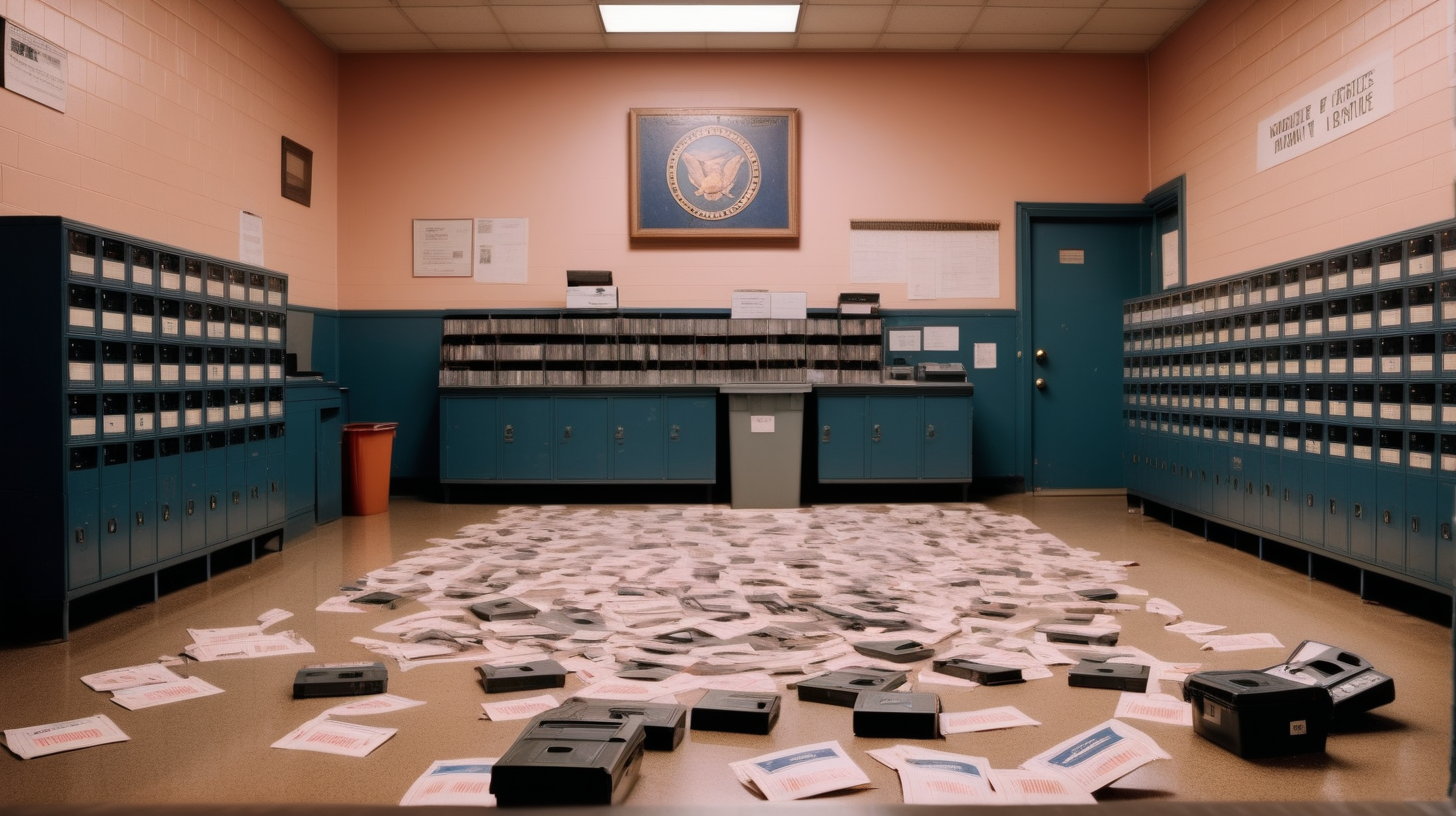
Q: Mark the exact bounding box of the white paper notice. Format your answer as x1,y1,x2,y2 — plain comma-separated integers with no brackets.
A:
413,219,473,277
1166,620,1226,635
1198,633,1284,652
973,342,997,369
272,717,397,757
3,715,128,759
81,663,183,692
731,291,772,319
922,326,960,352
481,694,561,722
888,329,922,352
110,677,225,710
239,211,263,266
730,740,871,801
399,758,499,806
851,227,998,299
324,694,426,718
750,415,775,434
183,632,314,661
850,230,907,283
1021,719,1170,792
770,292,808,319
3,21,67,113
1144,598,1183,618
1114,692,1193,726
473,218,528,283
1161,230,1180,289
941,706,1040,734
939,230,999,299
898,750,998,803
1257,54,1394,172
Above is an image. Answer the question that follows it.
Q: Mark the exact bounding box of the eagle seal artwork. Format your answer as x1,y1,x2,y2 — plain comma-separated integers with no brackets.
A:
665,124,762,222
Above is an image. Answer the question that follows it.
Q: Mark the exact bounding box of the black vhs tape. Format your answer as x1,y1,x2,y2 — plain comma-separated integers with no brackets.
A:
469,597,539,621
1076,587,1119,601
932,657,1024,686
292,662,388,699
1035,622,1120,646
490,715,645,807
1068,659,1149,692
478,659,567,693
550,699,687,751
852,691,940,739
1260,640,1394,719
1184,669,1332,758
796,666,907,707
853,639,935,663
690,690,780,735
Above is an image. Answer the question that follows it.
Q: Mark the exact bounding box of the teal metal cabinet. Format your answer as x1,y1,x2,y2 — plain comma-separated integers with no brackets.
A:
129,443,158,569
66,448,100,590
285,382,345,538
155,439,183,562
439,388,718,485
99,444,131,579
816,386,974,483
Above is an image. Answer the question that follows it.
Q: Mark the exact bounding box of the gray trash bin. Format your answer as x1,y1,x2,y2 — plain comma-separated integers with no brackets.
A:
723,384,810,509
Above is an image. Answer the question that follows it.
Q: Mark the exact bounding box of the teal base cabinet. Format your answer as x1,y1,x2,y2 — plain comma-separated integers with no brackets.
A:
284,382,345,538
440,389,717,484
816,386,974,483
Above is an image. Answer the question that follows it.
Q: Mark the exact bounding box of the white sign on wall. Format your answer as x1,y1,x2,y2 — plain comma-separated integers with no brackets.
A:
1256,54,1394,172
2,19,68,113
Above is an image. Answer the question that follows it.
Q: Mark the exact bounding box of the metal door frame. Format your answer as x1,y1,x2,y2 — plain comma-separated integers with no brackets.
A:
1015,202,1154,492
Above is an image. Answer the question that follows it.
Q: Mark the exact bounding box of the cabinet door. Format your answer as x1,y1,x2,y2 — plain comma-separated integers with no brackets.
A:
1299,457,1324,548
1260,448,1282,532
666,396,716,480
555,397,609,480
1241,448,1262,526
1323,460,1350,554
1437,480,1455,588
500,397,552,479
1374,468,1406,571
285,406,318,516
67,463,100,589
922,396,971,479
868,397,919,479
130,473,158,568
1196,441,1214,514
441,397,498,480
1405,475,1437,580
181,449,207,552
205,461,228,545
818,396,866,480
1278,451,1301,540
1348,465,1376,562
99,457,131,579
226,458,248,539
316,406,343,522
155,454,182,561
612,396,665,480
246,455,268,531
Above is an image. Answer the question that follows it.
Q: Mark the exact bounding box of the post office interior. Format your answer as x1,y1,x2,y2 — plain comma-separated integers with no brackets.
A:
1,0,1455,812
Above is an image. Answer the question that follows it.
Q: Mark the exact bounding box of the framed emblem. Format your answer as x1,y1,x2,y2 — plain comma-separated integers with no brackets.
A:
629,108,799,239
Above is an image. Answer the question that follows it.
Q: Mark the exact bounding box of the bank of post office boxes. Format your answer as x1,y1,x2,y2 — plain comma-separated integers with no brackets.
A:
1405,431,1438,581
1352,249,1376,289
1408,283,1435,327
1327,340,1350,377
1375,429,1406,571
1327,383,1349,420
1377,287,1403,330
1352,294,1375,332
1325,425,1351,554
1378,241,1404,284
1349,426,1377,561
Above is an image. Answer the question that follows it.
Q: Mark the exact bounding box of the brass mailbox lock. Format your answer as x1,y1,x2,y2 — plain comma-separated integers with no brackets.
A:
1034,378,1047,390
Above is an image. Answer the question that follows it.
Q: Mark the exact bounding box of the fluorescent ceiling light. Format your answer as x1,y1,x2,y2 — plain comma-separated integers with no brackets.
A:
600,5,800,33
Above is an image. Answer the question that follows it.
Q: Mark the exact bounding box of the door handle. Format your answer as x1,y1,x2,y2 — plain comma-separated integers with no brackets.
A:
871,424,882,443
615,426,625,442
251,486,260,500
209,495,217,510
504,424,514,443
1306,494,1313,507
670,424,680,441
1354,503,1363,519
821,425,831,443
271,481,278,494
1382,509,1392,524
1035,377,1047,390
563,425,572,440
1035,349,1047,364
925,424,936,440
1442,522,1451,540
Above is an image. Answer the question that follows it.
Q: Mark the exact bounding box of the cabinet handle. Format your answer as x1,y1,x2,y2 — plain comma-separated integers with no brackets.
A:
251,486,260,500
136,511,144,527
616,426,625,442
670,425,680,441
107,519,117,534
232,490,241,506
1382,509,1391,524
871,424,882,443
1354,503,1363,519
162,505,171,522
187,499,195,516
1282,488,1289,502
1306,494,1313,508
1411,516,1420,534
1264,483,1272,497
1442,522,1451,541
271,481,278,494
75,528,85,544
925,424,936,440
1329,499,1337,515
821,425,831,443
209,495,217,510
563,425,572,440
504,424,514,443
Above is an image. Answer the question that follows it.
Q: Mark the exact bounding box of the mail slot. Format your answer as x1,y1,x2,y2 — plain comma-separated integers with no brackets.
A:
205,389,226,425
1302,302,1323,336
206,262,227,299
1378,428,1404,467
130,294,155,336
1328,254,1351,291
1302,342,1324,375
268,348,284,381
99,289,127,334
1409,333,1436,374
158,344,180,385
1247,274,1266,306
1265,309,1283,342
1442,281,1456,323
68,338,96,387
68,284,97,331
1378,383,1404,424
267,275,287,308
1264,271,1283,304
158,298,180,338
1410,383,1436,424
1328,383,1349,418
100,238,126,282
228,267,247,302
206,347,226,383
1248,309,1265,340
1216,383,1231,411
100,341,128,387
228,388,247,422
1328,340,1350,376
1378,287,1403,329
1443,332,1456,374
267,312,284,345
1352,338,1375,377
159,252,181,291
1303,261,1325,296
1443,384,1456,425
228,347,246,382
69,393,98,438
131,343,155,385
1304,383,1324,417
132,393,156,435
248,309,266,342
1378,241,1403,283
1262,344,1280,377
183,301,204,338
184,258,204,295
249,271,267,305
206,304,226,339
102,393,128,436
1282,305,1302,338
1216,281,1232,311
1409,235,1435,277
228,306,247,341
1352,384,1374,420
1216,316,1231,344
1378,335,1404,376
159,392,181,432
1352,294,1375,331
1409,283,1435,325
1282,383,1302,415
1326,297,1349,333
184,346,203,384
1233,347,1248,377
130,246,154,288
1282,343,1301,376
1233,384,1248,412
69,230,96,277
248,386,266,420
184,391,204,428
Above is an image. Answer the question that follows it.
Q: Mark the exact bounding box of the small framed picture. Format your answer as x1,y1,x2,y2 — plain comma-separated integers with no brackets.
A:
281,137,313,207
629,108,798,240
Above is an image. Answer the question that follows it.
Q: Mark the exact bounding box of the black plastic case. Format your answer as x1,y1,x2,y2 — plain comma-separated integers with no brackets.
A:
549,698,686,751
852,691,941,739
1184,670,1333,758
469,597,539,621
292,662,388,698
1260,641,1395,719
852,639,935,663
932,657,1024,686
1068,659,1150,692
690,690,781,735
796,667,908,707
490,715,646,806
478,659,568,693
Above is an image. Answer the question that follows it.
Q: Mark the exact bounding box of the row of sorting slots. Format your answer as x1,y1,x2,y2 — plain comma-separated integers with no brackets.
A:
442,317,883,336
66,342,285,387
1124,292,1456,347
67,230,287,307
1127,279,1456,328
438,367,885,387
1127,414,1456,469
1124,230,1455,324
441,343,884,362
1126,382,1456,422
67,286,285,342
1124,335,1456,378
68,388,285,439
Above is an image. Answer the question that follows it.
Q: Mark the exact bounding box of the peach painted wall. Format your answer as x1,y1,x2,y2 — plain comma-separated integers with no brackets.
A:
0,0,339,308
337,53,1149,311
1150,0,1455,284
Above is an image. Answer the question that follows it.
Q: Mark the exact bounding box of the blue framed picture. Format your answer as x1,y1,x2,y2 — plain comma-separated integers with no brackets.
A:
629,108,799,239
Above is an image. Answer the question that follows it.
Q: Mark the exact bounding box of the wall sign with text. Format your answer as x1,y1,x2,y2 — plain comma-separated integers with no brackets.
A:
1257,54,1393,172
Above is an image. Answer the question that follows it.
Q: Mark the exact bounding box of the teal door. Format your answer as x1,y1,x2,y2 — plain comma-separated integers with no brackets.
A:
867,396,918,479
1029,218,1148,490
665,396,715,480
440,397,498,480
556,397,609,480
500,397,552,479
922,396,971,479
612,396,665,480
818,396,865,480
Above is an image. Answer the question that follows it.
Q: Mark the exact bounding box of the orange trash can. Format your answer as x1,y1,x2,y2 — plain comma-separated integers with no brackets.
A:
343,422,398,515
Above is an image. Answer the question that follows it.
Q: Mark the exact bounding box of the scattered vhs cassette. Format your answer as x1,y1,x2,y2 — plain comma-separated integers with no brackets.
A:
469,597,539,621
1183,669,1332,758
478,660,567,694
490,715,646,806
292,662,388,699
852,691,941,739
690,690,781,735
796,667,908,707
852,639,935,663
1068,659,1150,692
1035,622,1120,646
548,699,686,751
1260,640,1394,720
932,658,1024,686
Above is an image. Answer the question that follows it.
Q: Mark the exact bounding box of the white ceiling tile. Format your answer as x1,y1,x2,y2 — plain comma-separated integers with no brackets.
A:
795,32,880,47
403,7,504,32
972,6,1094,34
428,32,515,48
510,32,609,48
885,5,981,33
960,31,1070,49
397,0,490,6
278,0,396,8
320,32,439,49
984,0,1099,6
876,32,963,48
802,0,897,5
1103,0,1201,8
799,5,891,34
492,5,602,33
1080,7,1189,34
605,32,710,48
290,7,418,33
705,32,800,48
1063,31,1163,50
901,0,984,6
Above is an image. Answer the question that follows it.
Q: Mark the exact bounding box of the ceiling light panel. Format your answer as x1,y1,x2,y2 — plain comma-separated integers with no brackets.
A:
599,5,801,33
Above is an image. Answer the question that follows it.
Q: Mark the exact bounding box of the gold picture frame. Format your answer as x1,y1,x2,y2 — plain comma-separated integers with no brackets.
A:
629,108,799,240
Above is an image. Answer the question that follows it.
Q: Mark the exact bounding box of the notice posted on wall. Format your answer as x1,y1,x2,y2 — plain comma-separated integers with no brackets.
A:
1256,53,1393,172
2,19,67,113
239,211,264,266
1161,230,1179,289
850,221,999,300
473,218,528,284
413,219,473,277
